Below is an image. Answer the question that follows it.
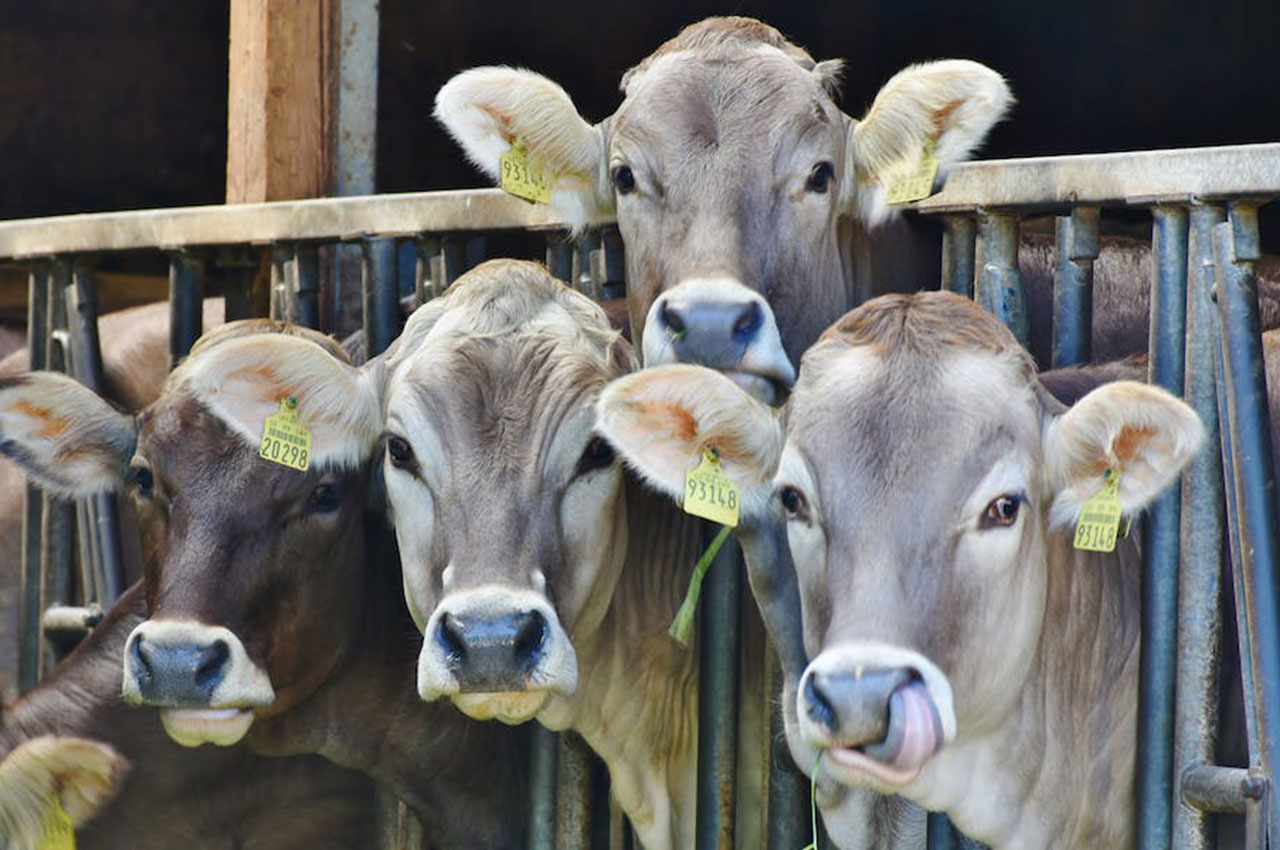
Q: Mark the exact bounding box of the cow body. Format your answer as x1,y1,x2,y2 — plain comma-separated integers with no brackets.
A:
0,321,531,850
599,291,1203,849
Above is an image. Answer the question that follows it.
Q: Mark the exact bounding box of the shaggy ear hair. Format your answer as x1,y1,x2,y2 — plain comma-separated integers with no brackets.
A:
435,66,611,231
812,58,845,98
1044,380,1204,528
170,335,382,471
0,736,130,849
845,59,1012,226
596,364,783,517
0,373,135,497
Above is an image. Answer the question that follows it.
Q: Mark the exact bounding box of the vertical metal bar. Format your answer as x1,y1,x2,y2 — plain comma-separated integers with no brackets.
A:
600,225,627,300
464,234,486,275
1213,204,1280,845
941,215,977,298
361,237,400,357
546,233,574,284
695,534,741,850
1137,205,1188,850
292,245,321,329
42,259,75,669
528,724,559,850
574,232,603,301
1172,203,1227,850
1052,206,1100,369
554,733,593,850
975,213,1029,347
269,244,291,321
18,260,50,693
765,652,807,850
415,235,441,302
67,258,125,606
441,235,466,288
168,250,205,367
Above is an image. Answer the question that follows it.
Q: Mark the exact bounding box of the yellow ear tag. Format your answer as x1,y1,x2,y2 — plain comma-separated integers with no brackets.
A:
1073,467,1123,553
258,396,312,472
885,137,940,205
39,797,75,850
683,447,740,528
499,140,552,205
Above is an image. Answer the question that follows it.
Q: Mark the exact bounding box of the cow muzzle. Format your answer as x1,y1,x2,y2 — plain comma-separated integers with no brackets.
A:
417,588,577,724
798,644,955,788
643,277,796,405
122,620,275,747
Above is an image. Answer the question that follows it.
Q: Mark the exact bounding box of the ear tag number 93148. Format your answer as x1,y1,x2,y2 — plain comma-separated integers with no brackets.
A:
499,140,552,205
1073,467,1123,553
259,396,312,472
683,446,739,527
886,136,940,206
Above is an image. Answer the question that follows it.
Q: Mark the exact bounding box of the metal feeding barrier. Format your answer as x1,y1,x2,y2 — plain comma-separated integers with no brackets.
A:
2,139,1279,850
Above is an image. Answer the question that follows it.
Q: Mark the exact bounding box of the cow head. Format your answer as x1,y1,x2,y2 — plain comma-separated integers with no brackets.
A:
436,17,1011,403
0,323,382,747
598,292,1202,806
381,260,634,724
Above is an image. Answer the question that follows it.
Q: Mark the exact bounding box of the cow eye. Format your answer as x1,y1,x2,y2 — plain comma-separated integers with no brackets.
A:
981,494,1023,529
779,485,807,518
806,161,835,194
307,483,344,515
611,164,636,195
386,435,415,470
575,436,616,477
128,462,154,499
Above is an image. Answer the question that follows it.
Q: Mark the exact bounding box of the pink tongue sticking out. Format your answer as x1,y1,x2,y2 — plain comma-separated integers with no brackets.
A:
861,679,943,773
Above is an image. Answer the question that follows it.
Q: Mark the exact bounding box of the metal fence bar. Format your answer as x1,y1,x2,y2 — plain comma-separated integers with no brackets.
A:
695,535,742,850
528,724,559,850
168,250,205,367
555,733,593,850
941,215,976,298
1138,205,1189,850
765,652,807,850
546,235,573,285
41,259,76,671
361,237,400,357
1172,203,1228,849
1051,206,1099,368
975,213,1029,347
17,260,50,693
292,244,321,330
1213,204,1280,845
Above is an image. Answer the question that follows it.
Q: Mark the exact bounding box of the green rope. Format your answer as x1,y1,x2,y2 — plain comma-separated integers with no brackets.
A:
668,524,733,646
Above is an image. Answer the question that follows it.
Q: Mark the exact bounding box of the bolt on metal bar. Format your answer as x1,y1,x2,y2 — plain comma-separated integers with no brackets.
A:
361,237,400,357
18,260,50,693
528,724,559,850
941,215,976,298
975,213,1029,347
168,250,205,367
695,533,742,850
1051,206,1099,368
1181,764,1267,815
1171,204,1227,849
1137,205,1189,850
1212,204,1280,845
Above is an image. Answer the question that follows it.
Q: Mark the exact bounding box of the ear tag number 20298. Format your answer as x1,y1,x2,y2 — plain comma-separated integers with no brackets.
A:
1073,467,1123,553
259,396,312,472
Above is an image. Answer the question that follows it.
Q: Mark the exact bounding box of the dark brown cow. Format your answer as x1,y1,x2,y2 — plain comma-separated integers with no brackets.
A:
0,321,531,849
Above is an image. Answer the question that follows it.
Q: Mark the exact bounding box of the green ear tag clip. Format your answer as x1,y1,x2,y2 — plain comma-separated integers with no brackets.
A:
1073,467,1123,553
259,396,312,472
886,137,940,206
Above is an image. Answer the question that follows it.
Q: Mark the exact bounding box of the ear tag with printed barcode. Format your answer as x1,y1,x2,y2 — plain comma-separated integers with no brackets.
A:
683,447,740,528
259,396,312,472
1073,467,1123,553
886,137,940,205
499,140,552,205
39,797,76,850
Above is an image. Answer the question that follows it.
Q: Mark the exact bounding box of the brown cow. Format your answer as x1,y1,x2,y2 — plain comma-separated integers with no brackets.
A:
598,291,1204,849
0,321,531,849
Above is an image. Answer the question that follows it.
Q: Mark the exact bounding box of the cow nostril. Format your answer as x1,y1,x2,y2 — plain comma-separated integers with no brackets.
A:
512,611,548,669
660,301,686,335
195,640,230,688
732,301,763,338
437,613,467,664
130,633,152,677
804,674,838,733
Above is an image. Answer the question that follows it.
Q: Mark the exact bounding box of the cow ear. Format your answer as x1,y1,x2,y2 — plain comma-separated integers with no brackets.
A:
0,735,130,847
0,373,135,497
1044,380,1204,527
596,364,784,515
845,59,1012,227
435,66,611,231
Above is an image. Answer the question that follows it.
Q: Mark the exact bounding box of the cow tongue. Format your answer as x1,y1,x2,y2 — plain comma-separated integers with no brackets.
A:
860,680,942,773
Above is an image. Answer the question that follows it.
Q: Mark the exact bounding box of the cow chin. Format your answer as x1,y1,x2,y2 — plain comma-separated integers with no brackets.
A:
159,707,256,748
452,691,549,724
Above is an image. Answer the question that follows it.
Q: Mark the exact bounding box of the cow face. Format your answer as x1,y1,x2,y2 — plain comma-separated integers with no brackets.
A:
382,261,635,724
598,291,1202,801
0,325,382,747
436,17,1010,403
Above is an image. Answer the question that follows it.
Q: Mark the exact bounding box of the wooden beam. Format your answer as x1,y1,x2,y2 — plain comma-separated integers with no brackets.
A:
226,0,334,203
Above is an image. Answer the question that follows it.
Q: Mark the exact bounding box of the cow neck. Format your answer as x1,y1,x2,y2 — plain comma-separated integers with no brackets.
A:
548,475,705,847
247,517,532,850
919,533,1142,850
